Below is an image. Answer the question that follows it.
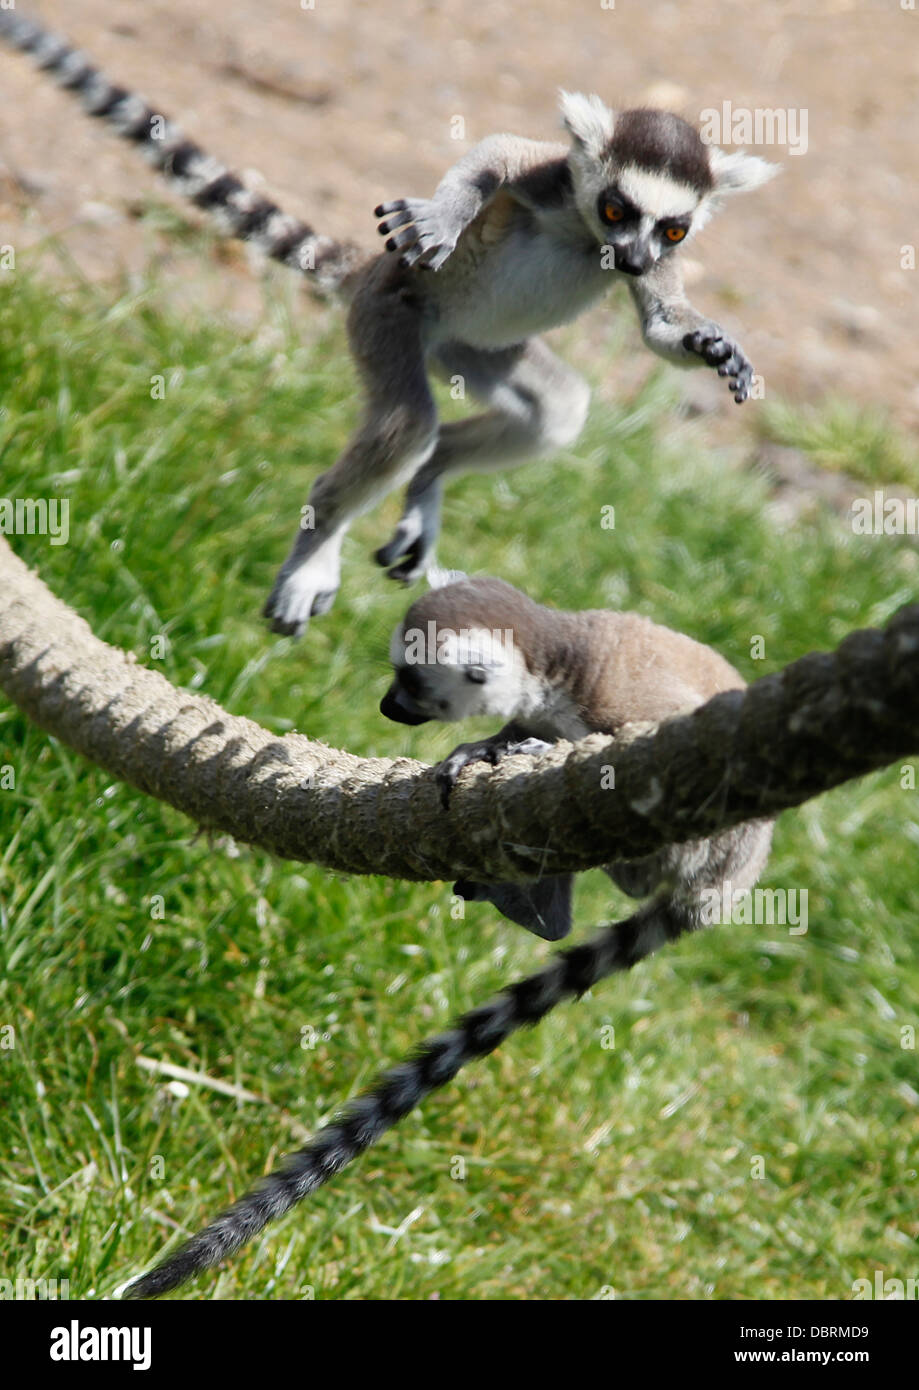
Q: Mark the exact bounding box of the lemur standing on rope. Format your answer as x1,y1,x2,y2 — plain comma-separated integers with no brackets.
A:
121,579,773,1298
0,14,778,636
381,575,775,940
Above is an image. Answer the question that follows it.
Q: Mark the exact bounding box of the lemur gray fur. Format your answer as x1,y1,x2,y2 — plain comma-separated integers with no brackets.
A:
381,575,774,941
0,14,778,637
123,579,773,1297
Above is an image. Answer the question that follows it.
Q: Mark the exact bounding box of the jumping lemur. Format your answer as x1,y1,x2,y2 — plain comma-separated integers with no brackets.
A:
0,15,777,636
273,102,776,635
123,579,773,1298
381,575,774,942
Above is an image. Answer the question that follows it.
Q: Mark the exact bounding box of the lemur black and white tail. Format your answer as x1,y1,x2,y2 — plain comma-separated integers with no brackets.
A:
122,895,695,1299
0,10,363,295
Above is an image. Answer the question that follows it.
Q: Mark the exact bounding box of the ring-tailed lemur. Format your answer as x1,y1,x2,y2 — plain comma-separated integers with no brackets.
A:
274,100,776,634
122,578,772,1298
0,14,778,636
381,575,774,941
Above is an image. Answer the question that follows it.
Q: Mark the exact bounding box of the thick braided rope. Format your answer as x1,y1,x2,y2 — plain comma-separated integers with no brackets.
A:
123,899,681,1298
0,10,363,293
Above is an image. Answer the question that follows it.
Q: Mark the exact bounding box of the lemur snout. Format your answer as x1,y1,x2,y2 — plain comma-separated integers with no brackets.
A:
380,682,430,725
613,253,648,276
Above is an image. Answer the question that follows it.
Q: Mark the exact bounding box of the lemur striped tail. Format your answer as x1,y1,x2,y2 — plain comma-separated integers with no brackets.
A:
122,897,692,1299
0,11,364,295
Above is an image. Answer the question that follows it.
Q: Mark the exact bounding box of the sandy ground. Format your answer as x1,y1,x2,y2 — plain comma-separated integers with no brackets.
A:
0,0,917,435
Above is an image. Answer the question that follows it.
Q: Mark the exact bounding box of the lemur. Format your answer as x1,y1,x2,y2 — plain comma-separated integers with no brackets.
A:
123,579,772,1298
0,14,778,636
381,575,775,941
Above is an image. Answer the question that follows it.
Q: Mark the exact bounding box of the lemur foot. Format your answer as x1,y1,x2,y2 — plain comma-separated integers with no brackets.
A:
375,198,459,271
682,327,754,403
452,875,574,942
263,545,342,637
373,524,428,584
374,486,442,583
437,735,553,809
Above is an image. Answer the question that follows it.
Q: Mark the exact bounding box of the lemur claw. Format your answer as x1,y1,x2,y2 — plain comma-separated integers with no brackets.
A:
375,484,443,583
262,603,307,638
387,558,426,585
437,740,500,808
374,197,458,270
374,535,426,583
437,736,553,809
263,546,343,636
683,328,754,403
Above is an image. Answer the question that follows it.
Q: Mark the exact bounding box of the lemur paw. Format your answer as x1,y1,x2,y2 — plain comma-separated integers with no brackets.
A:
682,327,754,404
374,489,441,583
375,198,459,271
263,550,341,637
374,517,431,584
452,875,574,941
374,538,427,584
437,736,552,809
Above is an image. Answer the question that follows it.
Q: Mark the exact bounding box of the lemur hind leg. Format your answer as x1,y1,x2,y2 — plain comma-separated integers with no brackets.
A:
375,338,591,583
264,262,438,636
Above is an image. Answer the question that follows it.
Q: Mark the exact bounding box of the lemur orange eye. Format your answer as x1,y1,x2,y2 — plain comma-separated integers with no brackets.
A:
665,226,687,243
603,202,625,223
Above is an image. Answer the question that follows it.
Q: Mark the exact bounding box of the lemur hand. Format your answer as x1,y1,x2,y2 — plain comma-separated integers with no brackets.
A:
437,735,553,810
682,325,754,404
375,198,460,270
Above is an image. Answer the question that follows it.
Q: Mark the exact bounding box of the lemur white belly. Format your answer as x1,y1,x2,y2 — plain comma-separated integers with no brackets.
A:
428,197,613,351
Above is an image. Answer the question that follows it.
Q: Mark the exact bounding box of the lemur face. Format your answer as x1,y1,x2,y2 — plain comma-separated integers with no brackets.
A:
594,165,701,275
559,93,777,275
381,618,523,726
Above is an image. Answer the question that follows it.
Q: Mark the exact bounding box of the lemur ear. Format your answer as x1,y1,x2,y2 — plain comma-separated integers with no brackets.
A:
708,146,780,195
559,90,616,156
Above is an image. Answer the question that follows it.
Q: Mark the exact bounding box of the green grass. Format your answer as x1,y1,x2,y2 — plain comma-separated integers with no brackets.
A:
759,397,919,490
1,260,917,1302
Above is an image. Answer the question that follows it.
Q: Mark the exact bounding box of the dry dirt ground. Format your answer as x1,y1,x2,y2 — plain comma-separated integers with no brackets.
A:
0,0,917,436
